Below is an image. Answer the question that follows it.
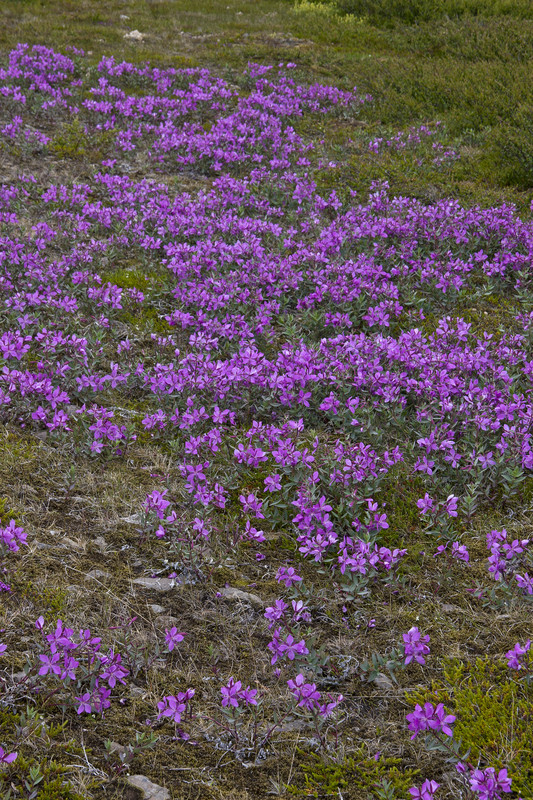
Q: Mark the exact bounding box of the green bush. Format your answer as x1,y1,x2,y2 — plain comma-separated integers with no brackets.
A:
408,658,533,797
328,0,533,25
485,105,533,189
288,747,419,798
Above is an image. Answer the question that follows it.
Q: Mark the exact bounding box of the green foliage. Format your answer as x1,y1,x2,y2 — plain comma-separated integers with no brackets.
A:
288,747,419,798
408,658,533,797
17,581,68,620
374,468,426,546
49,118,114,162
0,707,85,800
0,754,84,799
320,0,533,25
0,498,16,527
48,118,90,160
119,307,170,333
485,105,533,189
103,268,150,292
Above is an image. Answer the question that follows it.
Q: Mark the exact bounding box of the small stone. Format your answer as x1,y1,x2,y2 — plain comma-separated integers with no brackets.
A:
125,775,169,800
441,603,466,614
85,569,111,582
93,536,107,552
123,30,146,42
121,513,143,525
129,686,145,698
373,672,394,690
154,615,180,630
61,536,85,552
107,741,127,758
219,586,263,608
132,577,175,592
279,718,307,732
149,604,165,614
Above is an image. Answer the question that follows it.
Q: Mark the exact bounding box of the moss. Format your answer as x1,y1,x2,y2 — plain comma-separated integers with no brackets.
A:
0,753,85,799
0,497,17,526
119,307,171,333
408,657,533,797
374,468,426,546
288,747,419,798
102,268,151,292
48,118,115,162
19,581,68,620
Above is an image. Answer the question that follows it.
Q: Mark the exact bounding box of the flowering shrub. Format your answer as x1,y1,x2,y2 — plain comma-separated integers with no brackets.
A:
0,38,532,799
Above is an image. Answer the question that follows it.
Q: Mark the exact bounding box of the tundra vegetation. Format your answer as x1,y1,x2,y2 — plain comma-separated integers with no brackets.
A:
0,1,532,798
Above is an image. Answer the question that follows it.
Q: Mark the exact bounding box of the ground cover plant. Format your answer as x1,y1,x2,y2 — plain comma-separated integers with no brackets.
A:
0,1,533,799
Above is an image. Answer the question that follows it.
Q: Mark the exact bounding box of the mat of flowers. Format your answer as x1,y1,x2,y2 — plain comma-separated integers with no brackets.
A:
0,44,532,799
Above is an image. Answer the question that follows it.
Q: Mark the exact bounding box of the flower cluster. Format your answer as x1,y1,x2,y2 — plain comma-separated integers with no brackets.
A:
403,627,431,666
287,673,343,717
406,702,456,740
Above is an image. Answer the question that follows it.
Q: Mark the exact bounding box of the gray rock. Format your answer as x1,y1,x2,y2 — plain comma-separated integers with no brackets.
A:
123,30,146,42
154,615,180,630
107,741,127,759
85,569,112,582
121,513,143,525
373,672,394,690
61,536,85,552
132,577,175,592
440,603,466,614
149,604,166,615
220,586,263,608
125,775,169,800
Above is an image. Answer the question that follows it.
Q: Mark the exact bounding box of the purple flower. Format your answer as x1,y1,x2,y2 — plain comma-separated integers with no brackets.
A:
75,692,92,714
403,627,430,665
99,651,129,688
38,652,62,677
451,542,469,562
406,702,455,739
144,489,171,519
276,566,303,588
279,634,309,661
444,494,458,517
416,493,434,515
0,747,17,764
157,689,194,727
221,677,242,708
287,673,321,710
165,627,186,651
469,767,512,799
239,685,258,706
264,474,282,492
409,779,440,800
515,573,533,594
505,640,530,670
264,598,288,627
